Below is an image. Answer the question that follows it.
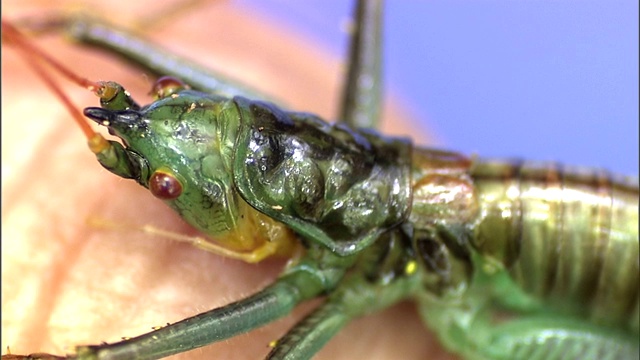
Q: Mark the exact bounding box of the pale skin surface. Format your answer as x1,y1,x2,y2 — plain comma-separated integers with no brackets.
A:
2,1,455,359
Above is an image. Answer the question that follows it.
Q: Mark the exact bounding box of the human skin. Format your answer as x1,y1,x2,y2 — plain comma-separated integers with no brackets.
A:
2,1,454,359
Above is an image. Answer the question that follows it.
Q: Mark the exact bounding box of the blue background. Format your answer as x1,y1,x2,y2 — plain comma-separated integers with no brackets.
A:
237,1,638,175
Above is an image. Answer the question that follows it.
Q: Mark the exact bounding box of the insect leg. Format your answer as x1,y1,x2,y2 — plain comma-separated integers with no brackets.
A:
338,0,383,129
75,282,300,360
266,301,349,359
41,257,347,360
267,270,421,360
37,15,276,102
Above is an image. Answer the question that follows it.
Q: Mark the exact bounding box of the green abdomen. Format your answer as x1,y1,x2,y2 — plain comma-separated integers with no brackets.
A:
409,151,638,358
471,160,639,333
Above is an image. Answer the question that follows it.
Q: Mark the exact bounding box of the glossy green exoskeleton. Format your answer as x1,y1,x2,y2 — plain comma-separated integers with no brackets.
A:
2,1,638,359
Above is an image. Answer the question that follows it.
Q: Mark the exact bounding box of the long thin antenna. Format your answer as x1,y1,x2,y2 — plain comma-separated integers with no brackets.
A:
2,19,103,140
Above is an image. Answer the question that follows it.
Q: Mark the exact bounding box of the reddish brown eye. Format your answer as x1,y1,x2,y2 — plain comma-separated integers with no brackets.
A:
151,76,188,100
149,170,183,200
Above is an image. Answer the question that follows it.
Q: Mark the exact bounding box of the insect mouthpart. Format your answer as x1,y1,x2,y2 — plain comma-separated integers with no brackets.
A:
84,107,146,132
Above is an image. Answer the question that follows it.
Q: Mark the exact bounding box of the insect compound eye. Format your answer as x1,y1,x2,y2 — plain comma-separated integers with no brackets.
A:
151,76,188,100
149,169,183,200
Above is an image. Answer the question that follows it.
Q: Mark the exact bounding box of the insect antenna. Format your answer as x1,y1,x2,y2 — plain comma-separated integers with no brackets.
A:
2,19,111,153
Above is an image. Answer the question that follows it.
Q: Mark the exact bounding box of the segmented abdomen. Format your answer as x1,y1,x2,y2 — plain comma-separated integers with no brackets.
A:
471,160,639,333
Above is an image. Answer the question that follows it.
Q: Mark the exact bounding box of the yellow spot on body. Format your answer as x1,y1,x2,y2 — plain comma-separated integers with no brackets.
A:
404,260,417,275
269,340,278,348
187,102,196,113
171,93,179,99
271,205,283,210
